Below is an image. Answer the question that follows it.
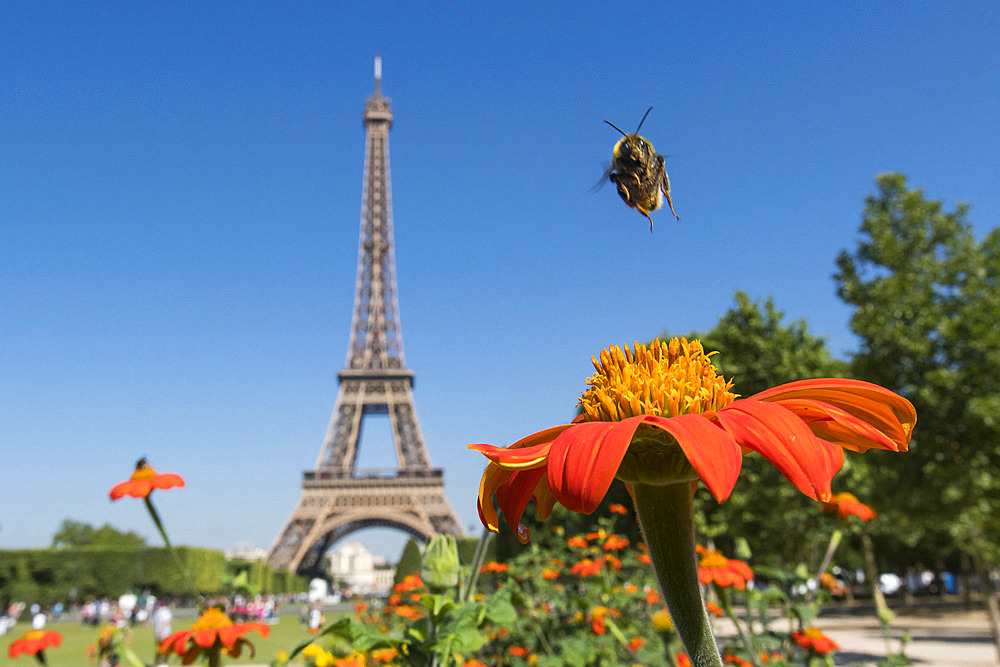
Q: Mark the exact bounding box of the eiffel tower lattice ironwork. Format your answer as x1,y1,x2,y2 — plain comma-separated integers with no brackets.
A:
268,58,463,574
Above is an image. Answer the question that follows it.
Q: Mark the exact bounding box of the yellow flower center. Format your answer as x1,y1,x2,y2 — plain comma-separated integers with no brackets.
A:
699,549,729,569
578,338,736,422
191,608,233,631
24,630,46,641
833,492,859,504
803,627,824,639
130,466,158,480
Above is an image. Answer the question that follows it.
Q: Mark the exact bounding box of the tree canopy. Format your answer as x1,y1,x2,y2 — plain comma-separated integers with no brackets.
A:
835,172,1000,565
51,519,147,550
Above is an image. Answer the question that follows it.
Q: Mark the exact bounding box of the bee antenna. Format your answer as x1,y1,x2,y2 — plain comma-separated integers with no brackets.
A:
635,106,653,134
602,119,629,137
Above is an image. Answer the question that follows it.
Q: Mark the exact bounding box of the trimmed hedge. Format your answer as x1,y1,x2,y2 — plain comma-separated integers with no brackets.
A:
0,547,306,604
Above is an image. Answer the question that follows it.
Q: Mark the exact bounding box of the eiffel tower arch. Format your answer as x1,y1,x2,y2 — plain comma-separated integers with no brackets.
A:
268,58,463,575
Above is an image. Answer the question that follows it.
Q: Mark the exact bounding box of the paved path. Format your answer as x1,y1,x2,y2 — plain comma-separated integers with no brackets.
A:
818,609,997,666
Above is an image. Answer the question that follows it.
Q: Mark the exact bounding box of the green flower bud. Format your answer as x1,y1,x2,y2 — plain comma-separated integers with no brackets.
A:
420,535,460,590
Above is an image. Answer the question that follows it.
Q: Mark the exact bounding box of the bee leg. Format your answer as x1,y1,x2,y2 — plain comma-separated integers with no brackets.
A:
660,182,680,221
638,207,654,232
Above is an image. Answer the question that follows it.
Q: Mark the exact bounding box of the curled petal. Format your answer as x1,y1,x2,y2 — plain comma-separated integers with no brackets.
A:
773,398,900,453
496,466,547,540
749,378,915,451
716,400,843,501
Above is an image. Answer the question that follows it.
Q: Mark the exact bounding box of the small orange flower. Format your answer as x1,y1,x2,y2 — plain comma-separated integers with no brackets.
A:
567,536,589,548
570,558,602,577
609,503,628,514
603,554,622,570
723,653,752,667
393,605,424,620
8,630,62,659
371,647,398,663
759,651,784,664
644,587,660,604
627,636,644,651
393,573,424,592
110,458,184,500
591,617,606,635
541,568,560,580
697,547,753,590
479,561,510,573
603,534,629,551
792,627,839,654
509,645,531,657
159,607,268,663
677,654,692,667
637,553,651,564
705,601,725,617
823,491,877,521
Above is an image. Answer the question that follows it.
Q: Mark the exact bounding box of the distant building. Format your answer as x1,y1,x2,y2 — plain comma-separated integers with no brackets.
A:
328,542,394,595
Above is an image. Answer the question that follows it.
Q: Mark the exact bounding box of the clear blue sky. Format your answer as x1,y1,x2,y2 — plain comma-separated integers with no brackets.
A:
3,3,998,561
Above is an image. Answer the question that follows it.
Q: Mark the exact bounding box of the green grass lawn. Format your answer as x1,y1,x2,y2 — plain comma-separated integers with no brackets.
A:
3,612,325,666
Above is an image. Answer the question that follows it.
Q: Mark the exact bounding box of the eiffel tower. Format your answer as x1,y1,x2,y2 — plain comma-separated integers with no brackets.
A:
268,58,463,574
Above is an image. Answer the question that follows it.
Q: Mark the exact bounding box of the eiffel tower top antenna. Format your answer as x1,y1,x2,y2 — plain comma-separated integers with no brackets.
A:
373,55,382,96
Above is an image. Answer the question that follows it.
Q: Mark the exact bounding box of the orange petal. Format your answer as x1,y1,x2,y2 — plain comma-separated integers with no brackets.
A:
716,400,843,501
468,441,553,469
476,462,518,533
641,414,743,502
749,378,915,451
773,398,900,452
496,466,547,539
546,419,641,514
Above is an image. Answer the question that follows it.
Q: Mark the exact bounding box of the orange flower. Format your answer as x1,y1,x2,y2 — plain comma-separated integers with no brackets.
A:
677,654,692,667
110,458,184,500
603,534,629,551
541,568,560,580
603,554,622,570
567,536,588,548
698,547,753,590
570,558,602,577
479,561,510,573
8,630,62,659
644,587,660,604
159,607,268,663
471,339,914,542
792,627,839,654
393,605,424,620
723,654,752,667
609,503,629,514
627,636,644,651
591,617,606,635
371,647,398,663
637,553,651,564
393,574,424,592
509,646,531,657
823,491,877,521
705,601,724,617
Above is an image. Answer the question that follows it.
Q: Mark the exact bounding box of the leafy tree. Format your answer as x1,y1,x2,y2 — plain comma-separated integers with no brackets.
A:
52,519,147,549
668,292,848,567
835,173,1000,566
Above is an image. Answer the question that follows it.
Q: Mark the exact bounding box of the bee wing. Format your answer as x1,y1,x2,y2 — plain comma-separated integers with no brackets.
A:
591,163,614,192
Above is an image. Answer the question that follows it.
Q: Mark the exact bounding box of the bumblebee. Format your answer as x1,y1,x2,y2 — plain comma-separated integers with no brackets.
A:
601,107,679,231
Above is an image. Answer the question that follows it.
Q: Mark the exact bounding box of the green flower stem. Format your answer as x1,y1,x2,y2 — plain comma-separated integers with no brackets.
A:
144,495,196,592
632,481,722,667
806,529,842,605
716,584,760,666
